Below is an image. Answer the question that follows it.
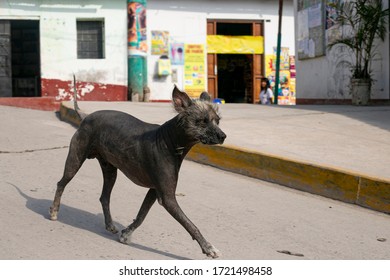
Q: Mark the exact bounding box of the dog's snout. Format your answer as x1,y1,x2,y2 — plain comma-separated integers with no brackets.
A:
219,131,227,143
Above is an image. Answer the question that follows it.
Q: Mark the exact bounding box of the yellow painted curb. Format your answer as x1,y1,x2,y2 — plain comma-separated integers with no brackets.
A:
187,144,390,214
358,178,390,214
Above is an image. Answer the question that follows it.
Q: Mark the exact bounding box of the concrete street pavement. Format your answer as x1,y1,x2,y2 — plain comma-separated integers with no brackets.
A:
0,105,389,260
59,101,390,214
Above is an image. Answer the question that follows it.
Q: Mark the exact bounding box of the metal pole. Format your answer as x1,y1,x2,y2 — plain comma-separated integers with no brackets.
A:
274,0,283,105
127,0,148,101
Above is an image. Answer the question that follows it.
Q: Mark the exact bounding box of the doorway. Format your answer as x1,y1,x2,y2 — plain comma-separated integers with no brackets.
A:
207,20,264,104
217,54,252,103
0,20,41,97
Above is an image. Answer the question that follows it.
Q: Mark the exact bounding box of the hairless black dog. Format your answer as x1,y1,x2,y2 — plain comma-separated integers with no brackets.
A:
49,86,226,258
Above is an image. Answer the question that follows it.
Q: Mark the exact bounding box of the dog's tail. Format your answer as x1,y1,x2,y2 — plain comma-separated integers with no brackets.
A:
73,74,87,121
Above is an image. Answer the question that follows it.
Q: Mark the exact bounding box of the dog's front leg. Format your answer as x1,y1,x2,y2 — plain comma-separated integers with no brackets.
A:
119,188,157,244
160,193,220,258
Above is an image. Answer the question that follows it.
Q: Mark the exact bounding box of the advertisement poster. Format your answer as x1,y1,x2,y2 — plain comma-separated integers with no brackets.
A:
273,47,290,71
184,44,205,98
151,31,169,55
288,55,296,102
297,0,325,59
265,52,296,105
308,3,322,28
326,0,343,44
128,2,147,55
170,42,184,65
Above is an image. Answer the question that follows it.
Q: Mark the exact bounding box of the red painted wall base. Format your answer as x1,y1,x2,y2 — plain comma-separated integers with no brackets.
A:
41,78,128,101
0,97,61,111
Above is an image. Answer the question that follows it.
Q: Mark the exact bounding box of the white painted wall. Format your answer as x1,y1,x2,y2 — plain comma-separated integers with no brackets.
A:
1,0,296,101
293,0,389,101
147,0,295,100
0,0,127,87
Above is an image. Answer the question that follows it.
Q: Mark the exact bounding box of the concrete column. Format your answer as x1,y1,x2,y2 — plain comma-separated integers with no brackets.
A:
127,0,148,101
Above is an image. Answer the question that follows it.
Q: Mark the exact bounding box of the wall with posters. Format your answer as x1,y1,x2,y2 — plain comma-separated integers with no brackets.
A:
0,0,296,102
293,0,389,103
147,0,295,101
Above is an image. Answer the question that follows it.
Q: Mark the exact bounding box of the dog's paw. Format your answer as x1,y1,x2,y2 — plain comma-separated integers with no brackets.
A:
204,244,221,259
49,207,58,221
106,224,118,234
119,231,132,245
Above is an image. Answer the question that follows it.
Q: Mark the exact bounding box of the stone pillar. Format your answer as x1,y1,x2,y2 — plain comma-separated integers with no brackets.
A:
127,0,148,101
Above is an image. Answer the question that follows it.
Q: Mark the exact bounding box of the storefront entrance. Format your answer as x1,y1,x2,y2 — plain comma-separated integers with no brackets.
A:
207,20,264,103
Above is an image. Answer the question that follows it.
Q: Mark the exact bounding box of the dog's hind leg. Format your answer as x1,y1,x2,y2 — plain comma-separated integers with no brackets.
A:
119,188,157,244
49,131,88,221
97,157,118,234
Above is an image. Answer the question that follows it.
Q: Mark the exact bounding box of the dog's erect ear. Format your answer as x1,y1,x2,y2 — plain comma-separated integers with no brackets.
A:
173,85,193,112
199,91,211,102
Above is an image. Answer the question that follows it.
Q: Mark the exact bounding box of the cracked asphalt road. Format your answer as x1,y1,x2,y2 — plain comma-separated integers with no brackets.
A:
1,105,389,260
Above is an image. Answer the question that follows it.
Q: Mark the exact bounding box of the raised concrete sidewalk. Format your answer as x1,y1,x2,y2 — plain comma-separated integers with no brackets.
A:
59,101,390,214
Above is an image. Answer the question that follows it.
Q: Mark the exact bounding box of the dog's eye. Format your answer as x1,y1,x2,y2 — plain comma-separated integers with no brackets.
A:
211,118,220,125
195,117,207,126
195,115,211,126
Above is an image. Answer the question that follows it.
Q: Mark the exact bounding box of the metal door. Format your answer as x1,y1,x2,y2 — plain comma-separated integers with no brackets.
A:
0,20,12,97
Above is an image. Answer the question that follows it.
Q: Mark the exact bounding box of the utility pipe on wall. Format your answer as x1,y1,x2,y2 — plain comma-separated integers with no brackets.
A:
274,0,283,105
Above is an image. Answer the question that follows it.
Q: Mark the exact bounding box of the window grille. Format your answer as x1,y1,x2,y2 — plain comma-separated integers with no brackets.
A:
77,20,104,59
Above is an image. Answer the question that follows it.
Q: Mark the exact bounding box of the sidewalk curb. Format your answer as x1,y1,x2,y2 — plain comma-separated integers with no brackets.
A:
59,102,390,215
187,144,390,214
0,97,61,111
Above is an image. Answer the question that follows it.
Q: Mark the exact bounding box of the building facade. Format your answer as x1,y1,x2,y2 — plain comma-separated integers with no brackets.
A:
293,0,389,103
0,0,128,101
147,0,296,104
0,0,296,103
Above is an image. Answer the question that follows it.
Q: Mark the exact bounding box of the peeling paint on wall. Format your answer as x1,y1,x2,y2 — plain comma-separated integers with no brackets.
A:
79,84,95,97
41,78,127,101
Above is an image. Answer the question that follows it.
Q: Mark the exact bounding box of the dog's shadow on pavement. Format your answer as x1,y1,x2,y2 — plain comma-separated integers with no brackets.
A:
10,183,191,260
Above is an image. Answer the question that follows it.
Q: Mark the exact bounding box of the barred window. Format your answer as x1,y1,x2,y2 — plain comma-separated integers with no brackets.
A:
77,20,104,59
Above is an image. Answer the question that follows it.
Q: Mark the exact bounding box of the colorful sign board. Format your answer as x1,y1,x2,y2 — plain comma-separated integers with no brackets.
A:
184,44,205,98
